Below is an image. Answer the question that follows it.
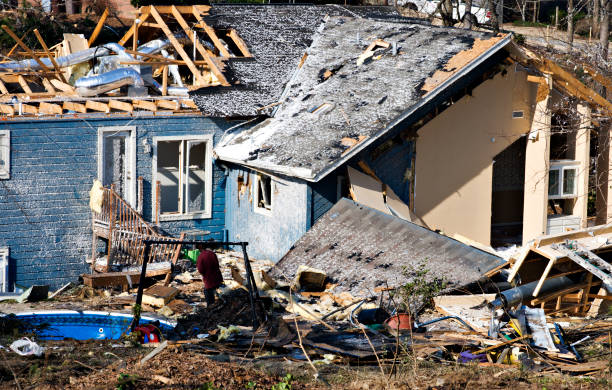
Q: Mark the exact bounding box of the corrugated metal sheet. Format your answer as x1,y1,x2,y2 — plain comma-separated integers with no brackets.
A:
271,198,505,297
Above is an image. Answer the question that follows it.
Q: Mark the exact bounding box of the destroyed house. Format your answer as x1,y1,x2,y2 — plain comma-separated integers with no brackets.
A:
216,15,612,260
0,4,398,290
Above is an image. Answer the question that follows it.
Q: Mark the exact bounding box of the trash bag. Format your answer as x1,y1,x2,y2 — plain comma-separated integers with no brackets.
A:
9,337,45,356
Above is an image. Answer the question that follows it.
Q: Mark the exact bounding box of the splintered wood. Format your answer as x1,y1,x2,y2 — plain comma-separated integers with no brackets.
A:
421,35,507,93
0,5,250,118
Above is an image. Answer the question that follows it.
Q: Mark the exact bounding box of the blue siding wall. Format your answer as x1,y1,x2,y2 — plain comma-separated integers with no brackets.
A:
310,170,340,225
362,138,415,203
225,167,308,262
308,139,415,227
0,115,233,290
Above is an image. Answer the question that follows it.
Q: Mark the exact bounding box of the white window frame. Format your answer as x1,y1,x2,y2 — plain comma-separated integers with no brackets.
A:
97,126,137,207
548,160,579,199
0,247,8,293
152,134,213,221
253,172,273,216
0,130,10,180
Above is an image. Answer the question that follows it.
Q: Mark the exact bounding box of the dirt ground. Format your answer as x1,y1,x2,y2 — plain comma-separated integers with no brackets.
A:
0,339,610,389
0,266,610,389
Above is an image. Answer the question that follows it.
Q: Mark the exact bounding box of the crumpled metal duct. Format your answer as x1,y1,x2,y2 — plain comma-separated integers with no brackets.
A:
0,43,134,72
75,68,144,97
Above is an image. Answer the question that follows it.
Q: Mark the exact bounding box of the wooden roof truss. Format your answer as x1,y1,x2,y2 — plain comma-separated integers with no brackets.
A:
118,5,251,89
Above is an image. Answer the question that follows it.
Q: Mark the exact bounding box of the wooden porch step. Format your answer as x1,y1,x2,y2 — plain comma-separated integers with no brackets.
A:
82,271,143,289
82,267,171,289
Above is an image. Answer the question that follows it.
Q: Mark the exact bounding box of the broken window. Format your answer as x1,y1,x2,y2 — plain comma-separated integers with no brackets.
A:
0,247,7,292
548,162,578,198
155,137,211,219
254,173,273,214
0,130,9,179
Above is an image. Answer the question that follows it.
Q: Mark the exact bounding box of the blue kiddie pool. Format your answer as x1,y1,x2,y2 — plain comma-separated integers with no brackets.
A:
11,310,176,340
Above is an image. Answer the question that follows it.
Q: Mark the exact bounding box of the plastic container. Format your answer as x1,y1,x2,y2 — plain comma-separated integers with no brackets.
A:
384,313,413,330
185,249,200,265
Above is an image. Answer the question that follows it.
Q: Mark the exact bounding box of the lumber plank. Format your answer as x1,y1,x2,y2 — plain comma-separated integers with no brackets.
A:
1,25,51,73
88,8,109,47
533,258,556,297
38,102,63,115
530,280,601,305
180,99,197,109
118,11,150,47
473,335,531,354
109,99,133,112
85,100,110,113
50,79,75,93
543,59,612,114
0,104,14,115
0,78,8,95
156,99,179,110
582,63,612,91
133,99,157,111
63,101,87,113
21,104,37,114
170,5,229,86
33,29,68,84
149,5,205,85
228,29,252,57
161,65,168,96
17,76,32,94
192,10,231,57
42,78,56,93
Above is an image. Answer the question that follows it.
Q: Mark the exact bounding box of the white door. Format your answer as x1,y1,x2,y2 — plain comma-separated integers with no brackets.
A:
98,128,136,207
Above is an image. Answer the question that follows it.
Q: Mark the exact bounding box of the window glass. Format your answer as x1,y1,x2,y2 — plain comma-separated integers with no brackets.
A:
0,132,8,178
257,174,272,211
157,141,181,214
548,169,560,196
186,141,206,213
563,168,576,196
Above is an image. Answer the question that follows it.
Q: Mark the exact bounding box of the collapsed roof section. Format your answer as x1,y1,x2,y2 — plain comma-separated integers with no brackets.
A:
270,198,505,298
0,5,249,118
215,16,511,181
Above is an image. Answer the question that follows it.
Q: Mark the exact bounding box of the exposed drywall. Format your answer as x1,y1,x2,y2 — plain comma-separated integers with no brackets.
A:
522,94,551,243
225,167,309,262
573,104,591,228
414,66,537,246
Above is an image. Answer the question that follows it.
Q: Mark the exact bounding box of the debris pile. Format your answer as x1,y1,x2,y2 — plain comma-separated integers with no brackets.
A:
0,5,250,117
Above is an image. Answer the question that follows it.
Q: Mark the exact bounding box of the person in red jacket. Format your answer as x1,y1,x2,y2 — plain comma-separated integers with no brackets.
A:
196,246,224,306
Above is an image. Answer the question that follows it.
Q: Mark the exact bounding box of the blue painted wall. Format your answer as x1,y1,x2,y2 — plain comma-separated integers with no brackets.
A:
0,114,236,290
225,166,309,261
308,138,415,227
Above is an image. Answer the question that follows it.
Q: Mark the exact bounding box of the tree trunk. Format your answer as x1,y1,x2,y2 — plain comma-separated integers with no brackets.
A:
568,0,575,50
601,0,610,60
440,0,454,26
464,0,474,28
533,0,537,22
65,0,74,15
594,0,601,37
488,0,500,31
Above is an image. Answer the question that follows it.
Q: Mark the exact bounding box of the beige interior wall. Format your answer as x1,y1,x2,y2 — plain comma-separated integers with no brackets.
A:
414,66,537,245
522,90,551,243
573,104,591,228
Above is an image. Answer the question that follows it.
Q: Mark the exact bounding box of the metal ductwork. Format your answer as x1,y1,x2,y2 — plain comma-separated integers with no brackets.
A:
75,68,144,97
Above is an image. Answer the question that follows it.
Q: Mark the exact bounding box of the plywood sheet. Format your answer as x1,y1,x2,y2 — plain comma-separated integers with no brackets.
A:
433,294,495,332
347,166,387,213
385,185,426,227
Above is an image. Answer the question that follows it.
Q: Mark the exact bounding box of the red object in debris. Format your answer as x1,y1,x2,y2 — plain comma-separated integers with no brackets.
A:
134,324,160,343
385,313,413,330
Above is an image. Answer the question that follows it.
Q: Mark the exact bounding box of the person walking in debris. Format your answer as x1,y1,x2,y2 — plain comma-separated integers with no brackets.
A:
196,245,223,307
